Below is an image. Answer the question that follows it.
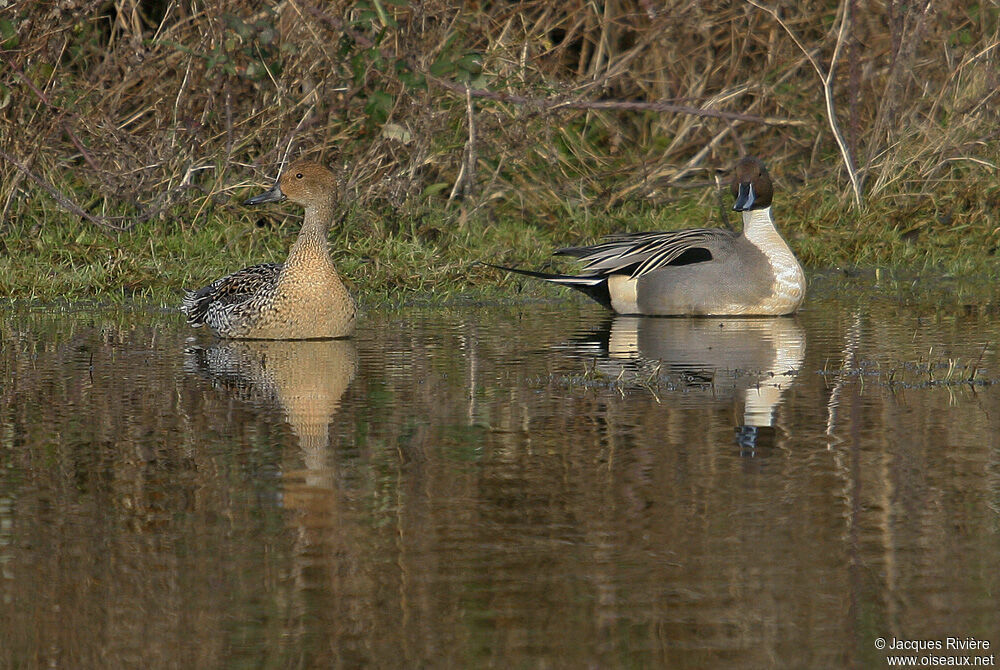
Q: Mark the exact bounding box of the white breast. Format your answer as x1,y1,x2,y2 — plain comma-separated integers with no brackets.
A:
741,207,806,314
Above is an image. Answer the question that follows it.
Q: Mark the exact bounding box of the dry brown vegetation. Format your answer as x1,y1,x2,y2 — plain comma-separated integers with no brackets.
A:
0,0,998,293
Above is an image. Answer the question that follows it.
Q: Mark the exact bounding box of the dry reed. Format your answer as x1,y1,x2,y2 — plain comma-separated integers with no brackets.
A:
0,0,997,245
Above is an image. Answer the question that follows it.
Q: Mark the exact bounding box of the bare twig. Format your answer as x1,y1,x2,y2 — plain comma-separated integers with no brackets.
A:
864,0,935,186
276,102,317,172
449,86,477,202
0,147,133,231
0,147,187,232
745,0,863,208
0,54,108,180
429,75,805,127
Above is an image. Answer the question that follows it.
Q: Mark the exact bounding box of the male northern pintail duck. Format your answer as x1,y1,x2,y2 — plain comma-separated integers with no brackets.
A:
493,156,805,316
181,160,356,339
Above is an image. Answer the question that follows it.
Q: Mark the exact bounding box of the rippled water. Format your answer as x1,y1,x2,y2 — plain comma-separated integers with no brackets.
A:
2,273,999,668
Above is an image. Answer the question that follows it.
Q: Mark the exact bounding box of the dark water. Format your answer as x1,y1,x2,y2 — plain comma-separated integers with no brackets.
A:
2,273,999,669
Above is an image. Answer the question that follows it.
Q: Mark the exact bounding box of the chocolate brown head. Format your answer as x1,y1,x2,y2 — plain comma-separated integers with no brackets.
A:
730,156,773,211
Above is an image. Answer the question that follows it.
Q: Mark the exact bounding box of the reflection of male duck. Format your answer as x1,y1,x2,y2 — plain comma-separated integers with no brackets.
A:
584,316,805,446
185,340,357,484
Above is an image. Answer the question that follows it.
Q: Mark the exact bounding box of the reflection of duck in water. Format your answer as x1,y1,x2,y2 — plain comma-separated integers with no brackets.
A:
579,316,805,448
185,333,363,641
185,339,357,484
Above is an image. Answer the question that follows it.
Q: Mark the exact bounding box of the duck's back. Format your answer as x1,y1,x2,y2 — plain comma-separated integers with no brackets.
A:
182,263,282,338
627,235,777,315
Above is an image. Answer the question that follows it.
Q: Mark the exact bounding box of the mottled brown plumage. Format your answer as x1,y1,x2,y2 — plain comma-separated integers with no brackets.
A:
181,160,356,339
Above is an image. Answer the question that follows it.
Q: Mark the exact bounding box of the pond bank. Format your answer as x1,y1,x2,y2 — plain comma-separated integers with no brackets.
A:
3,180,998,306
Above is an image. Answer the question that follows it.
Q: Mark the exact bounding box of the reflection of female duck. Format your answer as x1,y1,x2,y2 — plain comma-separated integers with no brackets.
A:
592,316,805,431
185,330,363,637
185,339,357,473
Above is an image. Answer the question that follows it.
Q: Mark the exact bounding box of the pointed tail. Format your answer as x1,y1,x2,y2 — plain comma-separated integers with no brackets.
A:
484,263,612,309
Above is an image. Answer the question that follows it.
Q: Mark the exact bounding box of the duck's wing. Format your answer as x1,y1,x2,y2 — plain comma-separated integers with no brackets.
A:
181,263,282,330
555,228,737,279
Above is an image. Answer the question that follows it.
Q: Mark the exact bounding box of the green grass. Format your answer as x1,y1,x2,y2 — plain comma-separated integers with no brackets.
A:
2,174,998,308
4,0,997,313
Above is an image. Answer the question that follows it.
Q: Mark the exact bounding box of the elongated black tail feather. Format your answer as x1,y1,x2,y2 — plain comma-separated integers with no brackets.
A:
484,263,612,310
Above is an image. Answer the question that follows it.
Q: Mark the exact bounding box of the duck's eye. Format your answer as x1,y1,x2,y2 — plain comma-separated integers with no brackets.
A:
295,173,303,179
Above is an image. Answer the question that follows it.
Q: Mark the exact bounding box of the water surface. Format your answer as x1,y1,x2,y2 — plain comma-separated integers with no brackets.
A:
2,273,999,668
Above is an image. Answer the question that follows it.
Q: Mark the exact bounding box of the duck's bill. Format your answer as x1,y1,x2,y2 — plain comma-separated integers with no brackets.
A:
732,182,756,211
244,182,286,206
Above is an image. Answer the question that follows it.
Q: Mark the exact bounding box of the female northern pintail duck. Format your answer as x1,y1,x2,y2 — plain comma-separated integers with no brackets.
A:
494,156,805,316
181,160,356,339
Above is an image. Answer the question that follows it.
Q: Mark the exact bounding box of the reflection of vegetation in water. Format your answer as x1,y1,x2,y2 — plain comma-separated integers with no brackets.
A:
0,302,1000,667
543,316,805,409
549,358,785,397
812,272,1000,391
3,298,1000,667
821,350,996,390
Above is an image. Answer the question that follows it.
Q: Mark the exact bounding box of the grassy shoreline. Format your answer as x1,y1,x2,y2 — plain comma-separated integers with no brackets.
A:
3,3,997,309
2,172,998,307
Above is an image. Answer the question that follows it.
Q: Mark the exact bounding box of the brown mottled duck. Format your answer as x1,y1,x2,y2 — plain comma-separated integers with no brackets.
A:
182,160,356,339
